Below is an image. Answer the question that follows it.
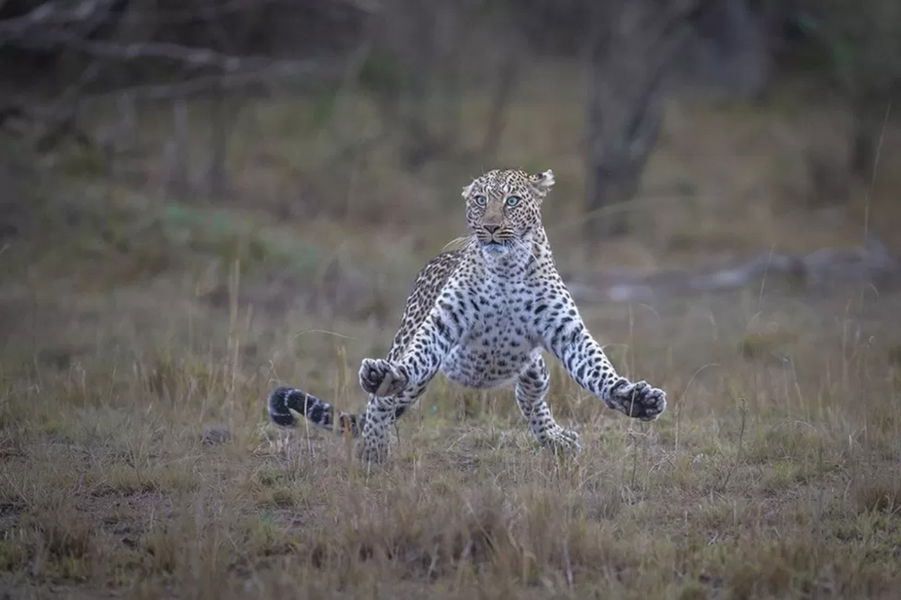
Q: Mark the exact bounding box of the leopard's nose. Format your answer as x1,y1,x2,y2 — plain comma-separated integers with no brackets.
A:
483,225,500,235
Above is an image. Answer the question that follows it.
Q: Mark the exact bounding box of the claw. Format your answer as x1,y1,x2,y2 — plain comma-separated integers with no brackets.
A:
359,359,408,397
608,377,666,420
543,427,581,453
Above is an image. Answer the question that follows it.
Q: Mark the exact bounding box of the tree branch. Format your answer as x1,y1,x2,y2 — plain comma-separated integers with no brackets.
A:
0,0,116,39
81,59,335,103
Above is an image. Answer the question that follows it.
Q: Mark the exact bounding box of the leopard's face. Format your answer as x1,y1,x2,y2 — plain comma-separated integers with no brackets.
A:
462,169,555,259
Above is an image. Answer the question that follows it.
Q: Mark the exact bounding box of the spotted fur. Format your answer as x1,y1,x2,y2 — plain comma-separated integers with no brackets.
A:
268,168,666,462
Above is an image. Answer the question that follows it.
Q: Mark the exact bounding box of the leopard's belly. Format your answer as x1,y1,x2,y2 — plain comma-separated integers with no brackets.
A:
441,344,537,388
439,314,539,389
437,267,544,388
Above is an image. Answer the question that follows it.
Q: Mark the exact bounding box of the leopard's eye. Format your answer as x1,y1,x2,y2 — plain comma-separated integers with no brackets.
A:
472,194,487,207
505,195,522,208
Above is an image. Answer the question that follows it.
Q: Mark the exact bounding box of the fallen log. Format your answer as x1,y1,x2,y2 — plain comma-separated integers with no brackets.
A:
570,237,899,303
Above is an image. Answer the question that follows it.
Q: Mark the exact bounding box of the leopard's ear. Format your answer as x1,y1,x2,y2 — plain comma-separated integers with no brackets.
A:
529,169,555,202
461,180,475,199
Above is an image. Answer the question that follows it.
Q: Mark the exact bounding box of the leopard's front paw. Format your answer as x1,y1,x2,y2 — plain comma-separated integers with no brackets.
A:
607,378,666,421
544,427,581,453
359,358,408,397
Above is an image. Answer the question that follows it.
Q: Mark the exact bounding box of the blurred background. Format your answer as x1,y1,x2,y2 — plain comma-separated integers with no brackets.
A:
1,0,900,387
4,5,901,595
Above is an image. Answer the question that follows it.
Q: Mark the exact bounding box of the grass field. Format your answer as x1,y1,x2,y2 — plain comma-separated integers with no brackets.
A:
1,89,900,598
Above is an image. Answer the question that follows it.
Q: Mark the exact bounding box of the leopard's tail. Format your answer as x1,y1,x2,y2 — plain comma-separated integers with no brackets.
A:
267,386,361,436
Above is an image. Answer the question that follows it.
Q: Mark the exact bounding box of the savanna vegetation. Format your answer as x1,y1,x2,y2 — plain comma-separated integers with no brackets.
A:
1,1,900,598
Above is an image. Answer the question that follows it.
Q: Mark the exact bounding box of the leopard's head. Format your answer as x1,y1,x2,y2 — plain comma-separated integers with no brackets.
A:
461,168,554,258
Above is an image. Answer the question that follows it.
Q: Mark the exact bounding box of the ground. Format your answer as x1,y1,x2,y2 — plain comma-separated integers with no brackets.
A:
1,82,900,598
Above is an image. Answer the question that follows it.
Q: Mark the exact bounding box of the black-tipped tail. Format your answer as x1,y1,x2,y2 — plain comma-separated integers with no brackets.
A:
268,387,303,427
267,386,361,436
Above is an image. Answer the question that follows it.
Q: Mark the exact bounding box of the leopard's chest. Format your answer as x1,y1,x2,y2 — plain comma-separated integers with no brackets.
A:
439,279,540,388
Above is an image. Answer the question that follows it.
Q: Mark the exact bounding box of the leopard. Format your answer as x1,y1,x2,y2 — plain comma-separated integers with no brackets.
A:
268,168,666,462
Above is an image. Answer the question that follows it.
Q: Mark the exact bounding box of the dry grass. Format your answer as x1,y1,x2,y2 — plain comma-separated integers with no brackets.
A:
2,80,901,598
3,233,900,599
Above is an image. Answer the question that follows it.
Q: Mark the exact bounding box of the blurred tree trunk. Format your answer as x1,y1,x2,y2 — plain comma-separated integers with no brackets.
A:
584,0,709,240
481,35,522,160
689,0,770,99
795,0,901,189
367,0,475,170
206,90,231,197
850,95,893,181
163,99,189,197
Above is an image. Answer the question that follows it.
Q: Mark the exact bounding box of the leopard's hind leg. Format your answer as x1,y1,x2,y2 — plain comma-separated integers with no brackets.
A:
515,355,580,453
358,380,429,463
